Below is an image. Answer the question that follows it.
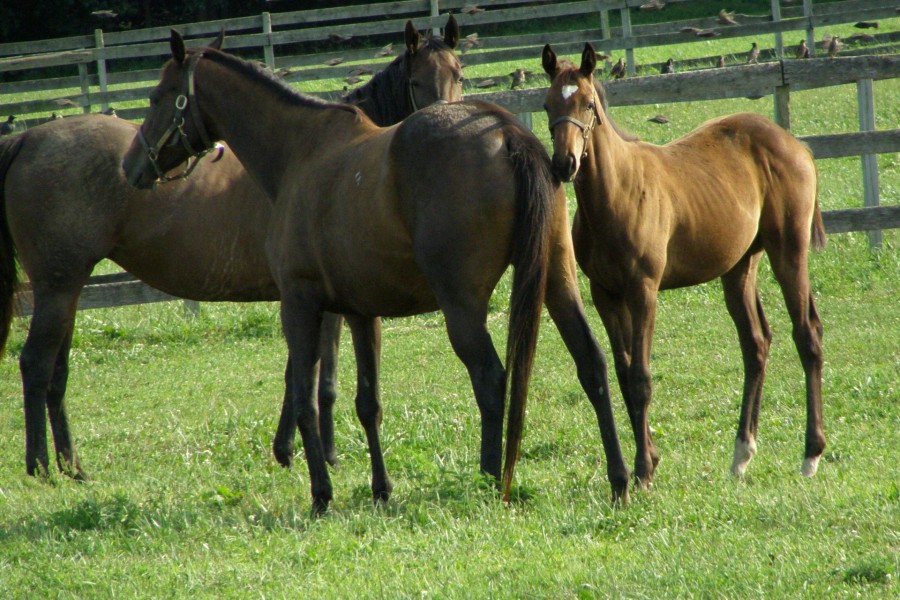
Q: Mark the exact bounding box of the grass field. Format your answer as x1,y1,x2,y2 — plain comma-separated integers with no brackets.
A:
0,15,897,600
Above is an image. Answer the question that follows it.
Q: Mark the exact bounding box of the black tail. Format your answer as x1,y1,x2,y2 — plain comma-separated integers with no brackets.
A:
500,123,555,501
0,134,24,356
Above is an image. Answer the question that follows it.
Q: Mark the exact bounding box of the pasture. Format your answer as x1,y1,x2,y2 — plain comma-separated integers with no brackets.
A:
0,22,898,599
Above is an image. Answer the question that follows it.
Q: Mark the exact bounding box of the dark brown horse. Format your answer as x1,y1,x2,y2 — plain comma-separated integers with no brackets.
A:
0,20,461,482
542,43,826,487
122,31,630,512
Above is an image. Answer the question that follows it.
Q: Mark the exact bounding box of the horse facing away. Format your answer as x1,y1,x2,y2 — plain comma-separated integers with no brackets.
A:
122,30,630,512
541,43,826,488
0,20,461,482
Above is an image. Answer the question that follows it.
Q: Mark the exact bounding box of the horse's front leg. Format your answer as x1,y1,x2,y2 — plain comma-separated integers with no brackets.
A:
345,315,392,502
279,291,332,514
20,291,83,479
623,281,660,489
545,247,629,504
272,313,343,469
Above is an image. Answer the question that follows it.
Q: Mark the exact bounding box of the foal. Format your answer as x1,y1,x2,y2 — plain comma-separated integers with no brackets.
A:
542,43,826,487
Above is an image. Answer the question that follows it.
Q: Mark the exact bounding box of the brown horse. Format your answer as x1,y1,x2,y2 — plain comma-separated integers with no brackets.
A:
0,20,461,482
541,43,826,488
122,30,630,512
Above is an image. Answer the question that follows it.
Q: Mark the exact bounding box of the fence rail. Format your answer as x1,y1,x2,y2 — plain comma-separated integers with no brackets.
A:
4,1,897,316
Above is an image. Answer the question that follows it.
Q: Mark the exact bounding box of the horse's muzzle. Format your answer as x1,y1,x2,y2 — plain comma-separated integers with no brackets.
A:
551,152,578,182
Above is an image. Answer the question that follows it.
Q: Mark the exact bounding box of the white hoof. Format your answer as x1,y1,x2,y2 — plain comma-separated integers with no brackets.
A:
801,456,820,477
730,437,757,477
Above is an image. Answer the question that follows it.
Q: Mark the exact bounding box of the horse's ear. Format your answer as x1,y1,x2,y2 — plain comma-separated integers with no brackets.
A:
542,44,558,77
580,43,597,77
170,29,186,65
210,28,225,50
405,20,420,54
444,14,460,49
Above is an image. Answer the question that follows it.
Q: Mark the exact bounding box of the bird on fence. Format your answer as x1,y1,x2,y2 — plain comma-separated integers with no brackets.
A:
718,9,738,26
375,43,394,57
460,32,480,52
639,0,665,11
102,106,117,117
746,42,760,64
717,55,726,68
325,57,344,66
854,21,878,29
647,114,670,124
660,58,675,74
795,39,810,59
48,112,63,121
509,68,527,89
274,67,292,78
827,35,842,57
0,115,16,136
609,58,626,79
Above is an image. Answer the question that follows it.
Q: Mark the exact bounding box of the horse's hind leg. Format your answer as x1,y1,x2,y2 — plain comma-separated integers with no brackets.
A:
20,288,82,478
766,233,825,476
345,315,392,502
441,303,505,483
545,248,629,503
721,251,771,477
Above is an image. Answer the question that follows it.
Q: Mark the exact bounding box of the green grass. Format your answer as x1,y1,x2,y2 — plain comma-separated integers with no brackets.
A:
0,16,898,599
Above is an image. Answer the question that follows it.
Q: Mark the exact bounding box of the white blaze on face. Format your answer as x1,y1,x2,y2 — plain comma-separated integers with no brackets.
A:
561,85,578,100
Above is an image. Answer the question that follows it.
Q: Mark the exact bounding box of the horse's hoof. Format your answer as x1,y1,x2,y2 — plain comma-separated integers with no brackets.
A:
633,474,653,491
730,437,757,477
801,455,820,477
273,444,294,468
373,479,393,504
311,495,331,517
611,483,630,507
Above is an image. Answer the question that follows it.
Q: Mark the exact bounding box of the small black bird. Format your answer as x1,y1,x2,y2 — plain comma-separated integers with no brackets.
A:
0,115,15,136
609,58,626,80
746,42,760,64
647,114,670,124
509,68,527,89
660,58,675,74
795,39,810,59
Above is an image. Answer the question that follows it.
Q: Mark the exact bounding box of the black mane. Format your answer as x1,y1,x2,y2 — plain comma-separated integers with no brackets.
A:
342,36,453,127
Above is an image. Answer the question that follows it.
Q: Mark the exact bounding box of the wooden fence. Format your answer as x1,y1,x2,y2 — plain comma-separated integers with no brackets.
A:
3,1,898,315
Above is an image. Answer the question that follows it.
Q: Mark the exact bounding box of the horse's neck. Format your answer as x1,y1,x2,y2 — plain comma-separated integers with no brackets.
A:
199,65,359,200
582,119,636,208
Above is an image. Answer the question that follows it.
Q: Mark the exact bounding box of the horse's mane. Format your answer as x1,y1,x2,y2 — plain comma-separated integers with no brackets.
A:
342,35,454,126
192,47,362,118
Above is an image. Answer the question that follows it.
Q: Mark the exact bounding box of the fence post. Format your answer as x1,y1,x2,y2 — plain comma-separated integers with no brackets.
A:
94,29,110,113
774,84,791,131
770,0,784,59
857,78,881,248
803,0,816,57
596,0,610,39
430,0,440,36
261,12,275,69
77,63,91,114
620,5,634,75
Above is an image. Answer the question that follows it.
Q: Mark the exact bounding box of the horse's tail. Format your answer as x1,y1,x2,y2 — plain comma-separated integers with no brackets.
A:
500,126,554,502
0,133,23,356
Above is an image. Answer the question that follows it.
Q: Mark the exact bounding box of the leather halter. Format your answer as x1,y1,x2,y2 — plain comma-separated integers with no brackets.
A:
136,52,220,183
547,87,603,159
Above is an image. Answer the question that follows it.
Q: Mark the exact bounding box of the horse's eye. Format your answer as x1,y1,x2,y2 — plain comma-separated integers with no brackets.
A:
457,76,465,84
587,101,595,112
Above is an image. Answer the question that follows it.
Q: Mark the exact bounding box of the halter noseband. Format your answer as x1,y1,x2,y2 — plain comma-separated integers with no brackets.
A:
136,52,220,183
548,87,603,159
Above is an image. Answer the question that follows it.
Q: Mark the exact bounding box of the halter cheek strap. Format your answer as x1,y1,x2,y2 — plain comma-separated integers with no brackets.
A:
136,52,220,183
